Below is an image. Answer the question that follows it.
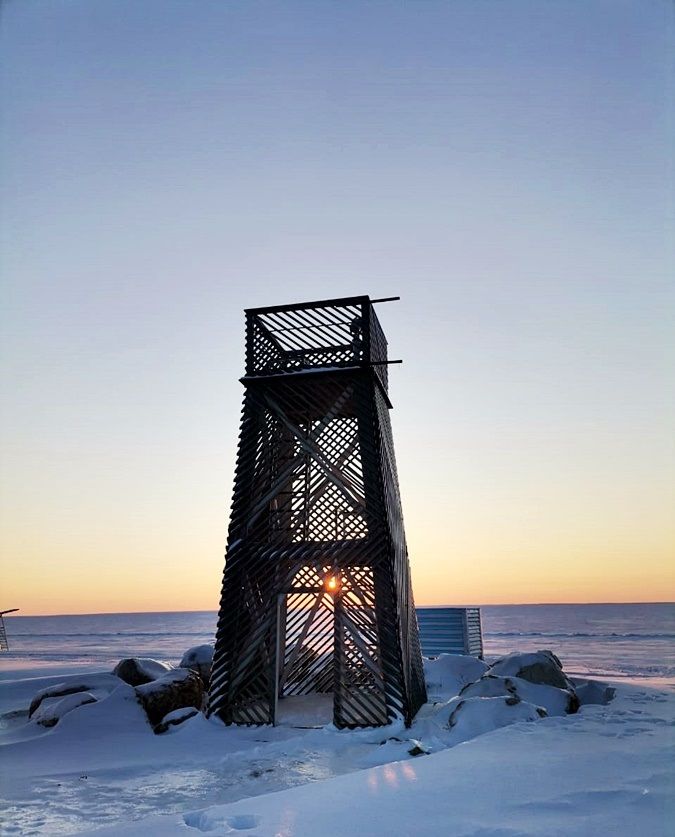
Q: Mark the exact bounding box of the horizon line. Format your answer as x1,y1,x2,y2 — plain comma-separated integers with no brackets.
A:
7,601,675,618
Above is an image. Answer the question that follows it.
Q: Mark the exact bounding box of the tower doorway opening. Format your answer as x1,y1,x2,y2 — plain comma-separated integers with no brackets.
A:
274,563,387,726
275,570,335,725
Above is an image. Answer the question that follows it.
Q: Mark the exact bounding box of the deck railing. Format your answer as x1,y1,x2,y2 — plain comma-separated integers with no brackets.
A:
244,295,394,390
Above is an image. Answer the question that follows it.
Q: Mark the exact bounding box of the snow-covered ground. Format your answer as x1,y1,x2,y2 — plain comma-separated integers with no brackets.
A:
99,681,675,837
1,607,673,836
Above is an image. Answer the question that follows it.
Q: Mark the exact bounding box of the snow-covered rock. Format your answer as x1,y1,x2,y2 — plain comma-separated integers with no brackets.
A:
459,674,578,716
179,644,214,686
135,668,203,728
113,658,173,686
31,691,97,727
574,679,616,706
423,654,489,701
446,695,546,744
407,738,431,756
28,674,121,718
55,682,152,739
154,706,200,734
488,649,573,690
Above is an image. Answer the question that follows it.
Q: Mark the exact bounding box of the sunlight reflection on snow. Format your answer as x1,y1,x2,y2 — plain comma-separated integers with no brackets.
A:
274,805,295,837
366,759,417,797
401,761,417,782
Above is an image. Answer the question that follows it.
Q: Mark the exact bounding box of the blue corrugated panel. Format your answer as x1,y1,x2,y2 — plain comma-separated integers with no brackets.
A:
415,607,483,658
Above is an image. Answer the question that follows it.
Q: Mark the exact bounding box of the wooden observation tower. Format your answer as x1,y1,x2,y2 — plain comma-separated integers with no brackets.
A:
209,296,426,728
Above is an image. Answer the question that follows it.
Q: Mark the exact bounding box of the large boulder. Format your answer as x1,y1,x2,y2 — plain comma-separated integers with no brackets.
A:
31,692,97,727
446,695,546,744
28,674,120,718
459,673,578,716
113,658,173,687
488,650,573,691
574,679,616,706
423,654,490,701
179,644,214,686
135,668,203,728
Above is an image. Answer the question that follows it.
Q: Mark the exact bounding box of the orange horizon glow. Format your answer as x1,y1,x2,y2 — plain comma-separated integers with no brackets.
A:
7,573,674,617
4,493,674,616
4,504,673,616
7,550,674,617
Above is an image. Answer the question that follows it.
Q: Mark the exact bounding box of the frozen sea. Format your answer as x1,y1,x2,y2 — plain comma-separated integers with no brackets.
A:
1,602,673,682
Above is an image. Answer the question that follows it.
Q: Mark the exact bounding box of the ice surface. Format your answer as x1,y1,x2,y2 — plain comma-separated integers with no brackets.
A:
482,602,675,679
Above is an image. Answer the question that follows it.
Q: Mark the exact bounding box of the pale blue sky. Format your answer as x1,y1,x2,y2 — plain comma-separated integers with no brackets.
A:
1,0,673,612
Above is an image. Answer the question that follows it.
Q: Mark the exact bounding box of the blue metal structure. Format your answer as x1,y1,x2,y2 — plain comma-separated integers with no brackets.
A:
416,607,483,658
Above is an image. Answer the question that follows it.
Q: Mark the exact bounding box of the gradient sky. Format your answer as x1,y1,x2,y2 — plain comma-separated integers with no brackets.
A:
1,0,673,615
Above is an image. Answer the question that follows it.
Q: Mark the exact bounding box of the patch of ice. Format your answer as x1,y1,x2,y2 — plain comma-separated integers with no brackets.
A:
184,810,261,831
